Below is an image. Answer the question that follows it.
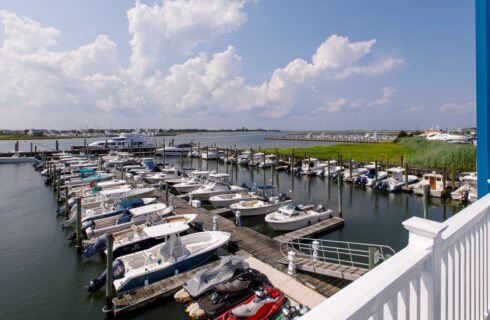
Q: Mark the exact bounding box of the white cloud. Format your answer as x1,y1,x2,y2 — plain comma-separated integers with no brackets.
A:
440,101,475,112
127,0,248,77
0,9,403,127
405,106,423,112
368,86,397,107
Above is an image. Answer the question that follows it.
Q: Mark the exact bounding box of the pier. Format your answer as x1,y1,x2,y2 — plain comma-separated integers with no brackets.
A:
265,134,396,143
274,217,344,242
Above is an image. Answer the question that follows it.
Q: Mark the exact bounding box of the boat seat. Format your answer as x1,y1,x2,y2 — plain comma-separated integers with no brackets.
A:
231,298,274,318
214,279,251,293
184,242,208,254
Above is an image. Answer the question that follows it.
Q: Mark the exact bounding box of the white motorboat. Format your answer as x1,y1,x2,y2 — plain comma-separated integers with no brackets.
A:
426,133,470,143
342,163,368,182
83,217,196,259
0,153,38,164
62,197,157,228
172,171,213,193
228,185,291,216
451,173,477,202
188,173,245,201
157,143,195,157
201,148,224,160
88,133,154,150
64,179,127,198
145,167,180,183
84,202,174,239
413,172,445,198
265,203,333,231
257,154,277,168
237,150,251,165
376,167,418,192
209,191,260,208
300,158,327,175
354,163,388,187
249,152,264,167
87,231,231,293
64,172,115,187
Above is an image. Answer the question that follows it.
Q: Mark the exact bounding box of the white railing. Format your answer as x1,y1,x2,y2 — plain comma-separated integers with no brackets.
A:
301,194,490,320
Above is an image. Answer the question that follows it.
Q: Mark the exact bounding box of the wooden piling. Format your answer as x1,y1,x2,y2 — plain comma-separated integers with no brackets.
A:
64,187,70,219
104,234,114,315
337,177,343,218
75,197,82,249
374,160,378,181
404,163,409,187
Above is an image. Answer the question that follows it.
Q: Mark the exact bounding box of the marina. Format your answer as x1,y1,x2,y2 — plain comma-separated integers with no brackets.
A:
0,143,470,319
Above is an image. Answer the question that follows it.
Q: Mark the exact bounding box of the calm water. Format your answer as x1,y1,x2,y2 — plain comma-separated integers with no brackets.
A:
0,131,336,153
0,154,466,319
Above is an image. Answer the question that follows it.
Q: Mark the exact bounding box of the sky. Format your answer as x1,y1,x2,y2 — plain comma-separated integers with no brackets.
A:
0,0,476,130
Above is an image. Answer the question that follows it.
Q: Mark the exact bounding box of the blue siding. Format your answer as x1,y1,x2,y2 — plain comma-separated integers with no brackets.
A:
476,0,490,197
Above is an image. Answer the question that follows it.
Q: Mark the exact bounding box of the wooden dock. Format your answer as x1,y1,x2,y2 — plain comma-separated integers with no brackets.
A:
112,259,222,316
170,197,353,296
274,217,345,243
209,207,233,216
276,256,368,281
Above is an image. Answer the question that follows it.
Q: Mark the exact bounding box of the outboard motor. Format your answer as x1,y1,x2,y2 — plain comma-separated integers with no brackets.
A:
83,235,108,258
353,175,362,185
87,259,125,292
240,182,251,190
294,166,302,175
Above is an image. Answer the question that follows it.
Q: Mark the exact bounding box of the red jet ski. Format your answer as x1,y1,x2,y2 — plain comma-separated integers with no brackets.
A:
215,287,285,320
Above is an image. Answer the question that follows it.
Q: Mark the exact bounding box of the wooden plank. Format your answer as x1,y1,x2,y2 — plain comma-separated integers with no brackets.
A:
274,217,345,243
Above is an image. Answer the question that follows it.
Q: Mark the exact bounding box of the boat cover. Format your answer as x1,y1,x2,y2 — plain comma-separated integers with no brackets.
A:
184,256,249,298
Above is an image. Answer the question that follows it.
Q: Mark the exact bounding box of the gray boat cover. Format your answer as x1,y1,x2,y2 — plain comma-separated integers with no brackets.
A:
183,256,249,297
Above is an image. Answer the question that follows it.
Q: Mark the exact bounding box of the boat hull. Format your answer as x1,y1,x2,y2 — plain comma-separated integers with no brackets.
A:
115,250,215,293
230,201,291,217
266,213,330,231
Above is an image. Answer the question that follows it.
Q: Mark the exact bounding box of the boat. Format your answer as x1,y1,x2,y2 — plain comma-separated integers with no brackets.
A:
249,153,264,167
215,287,286,320
265,203,333,231
0,153,38,164
257,155,277,168
413,172,445,198
87,231,231,293
342,163,368,182
62,197,156,228
300,158,327,175
229,186,291,217
63,179,128,198
188,173,246,201
201,148,224,160
426,132,470,143
354,163,387,187
144,167,180,183
187,268,270,320
375,167,418,192
83,202,174,239
83,220,194,259
64,172,115,187
87,133,154,150
237,150,252,165
174,256,250,303
209,191,260,208
68,186,155,209
451,173,478,202
157,143,195,156
172,171,213,193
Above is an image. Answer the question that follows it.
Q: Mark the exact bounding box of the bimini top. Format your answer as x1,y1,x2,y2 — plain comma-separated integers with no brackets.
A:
143,222,189,238
387,167,405,174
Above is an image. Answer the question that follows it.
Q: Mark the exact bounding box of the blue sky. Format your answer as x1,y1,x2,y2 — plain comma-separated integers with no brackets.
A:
0,0,476,130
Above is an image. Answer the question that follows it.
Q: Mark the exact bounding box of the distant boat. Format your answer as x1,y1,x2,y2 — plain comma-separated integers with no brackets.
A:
0,153,38,164
188,173,246,201
157,143,195,157
376,167,418,192
426,133,470,143
451,173,477,202
413,172,445,198
86,133,154,150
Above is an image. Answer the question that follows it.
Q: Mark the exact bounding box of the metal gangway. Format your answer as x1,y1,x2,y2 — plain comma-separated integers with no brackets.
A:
278,237,396,281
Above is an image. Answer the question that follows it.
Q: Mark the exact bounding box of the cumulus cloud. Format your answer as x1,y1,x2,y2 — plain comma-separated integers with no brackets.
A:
127,0,248,77
0,8,403,126
368,86,397,107
440,101,475,112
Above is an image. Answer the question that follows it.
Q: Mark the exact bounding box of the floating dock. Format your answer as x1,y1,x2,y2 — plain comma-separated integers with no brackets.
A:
274,217,345,243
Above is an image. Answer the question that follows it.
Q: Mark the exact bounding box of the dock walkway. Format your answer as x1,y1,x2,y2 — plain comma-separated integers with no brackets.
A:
274,217,345,243
169,196,353,297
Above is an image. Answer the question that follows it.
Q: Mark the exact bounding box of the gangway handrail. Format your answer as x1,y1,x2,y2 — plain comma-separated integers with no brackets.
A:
279,237,396,270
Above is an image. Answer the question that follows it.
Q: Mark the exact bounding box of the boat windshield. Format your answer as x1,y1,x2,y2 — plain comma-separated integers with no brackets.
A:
279,204,296,214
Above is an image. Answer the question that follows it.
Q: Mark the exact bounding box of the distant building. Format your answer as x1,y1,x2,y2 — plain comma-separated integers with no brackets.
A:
28,129,44,136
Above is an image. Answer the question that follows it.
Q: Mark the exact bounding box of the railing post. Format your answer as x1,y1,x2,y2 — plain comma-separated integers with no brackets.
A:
287,251,296,275
212,216,219,231
312,240,320,261
402,217,448,320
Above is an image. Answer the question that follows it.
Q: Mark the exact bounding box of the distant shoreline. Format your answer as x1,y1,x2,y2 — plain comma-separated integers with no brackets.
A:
0,135,93,141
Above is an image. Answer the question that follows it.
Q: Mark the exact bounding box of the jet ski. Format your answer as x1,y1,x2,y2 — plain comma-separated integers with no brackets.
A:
174,256,250,303
215,287,285,320
187,268,270,320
